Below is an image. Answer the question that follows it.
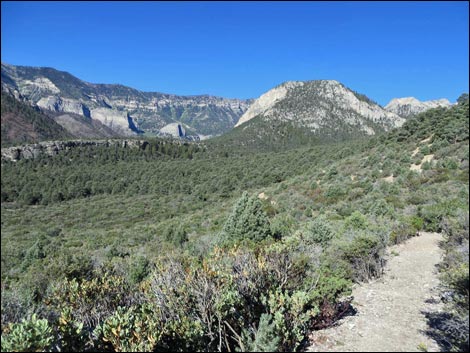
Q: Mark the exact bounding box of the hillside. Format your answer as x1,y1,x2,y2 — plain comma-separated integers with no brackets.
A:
234,80,404,139
1,63,252,137
1,96,468,352
1,92,72,146
50,112,121,139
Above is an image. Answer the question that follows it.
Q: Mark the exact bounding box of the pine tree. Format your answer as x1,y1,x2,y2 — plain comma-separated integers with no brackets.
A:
222,192,271,242
240,314,280,352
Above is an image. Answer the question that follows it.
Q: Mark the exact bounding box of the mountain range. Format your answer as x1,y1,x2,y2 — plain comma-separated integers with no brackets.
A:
384,97,452,118
1,63,252,139
1,63,455,146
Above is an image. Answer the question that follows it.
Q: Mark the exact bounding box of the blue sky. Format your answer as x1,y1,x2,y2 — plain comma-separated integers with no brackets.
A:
1,1,468,104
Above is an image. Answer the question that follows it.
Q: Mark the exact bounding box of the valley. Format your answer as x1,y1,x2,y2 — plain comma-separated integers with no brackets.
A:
1,80,468,351
2,1,468,351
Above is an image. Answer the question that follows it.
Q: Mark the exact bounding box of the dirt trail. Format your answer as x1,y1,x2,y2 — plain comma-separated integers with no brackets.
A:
307,232,444,352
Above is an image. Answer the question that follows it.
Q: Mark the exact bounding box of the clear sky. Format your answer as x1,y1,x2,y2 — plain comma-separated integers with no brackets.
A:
1,1,468,104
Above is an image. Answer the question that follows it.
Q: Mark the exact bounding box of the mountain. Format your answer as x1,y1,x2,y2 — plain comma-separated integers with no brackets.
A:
225,80,405,150
1,63,252,138
1,91,122,146
235,80,404,133
384,97,453,118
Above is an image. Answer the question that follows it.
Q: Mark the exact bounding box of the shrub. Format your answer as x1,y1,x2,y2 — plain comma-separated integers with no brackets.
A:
47,273,138,342
270,214,295,240
368,198,394,217
221,192,271,244
1,314,54,352
303,216,335,247
431,212,469,352
389,216,423,245
344,211,369,230
334,231,386,282
95,304,161,352
389,223,415,245
164,226,188,247
419,200,464,232
129,255,151,284
240,314,280,352
410,216,425,231
263,289,318,351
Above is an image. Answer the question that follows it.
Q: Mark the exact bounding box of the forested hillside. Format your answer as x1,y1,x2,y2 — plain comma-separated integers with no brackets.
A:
1,98,468,351
1,92,72,146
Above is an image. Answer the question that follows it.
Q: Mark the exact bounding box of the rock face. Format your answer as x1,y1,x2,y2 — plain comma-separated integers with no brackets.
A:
51,113,120,139
89,108,134,136
160,123,186,138
1,63,252,137
384,97,452,118
236,80,405,136
37,96,88,116
236,81,304,127
1,139,148,162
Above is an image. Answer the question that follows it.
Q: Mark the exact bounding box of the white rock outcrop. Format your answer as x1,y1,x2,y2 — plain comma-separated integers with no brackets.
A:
90,108,134,135
235,80,405,135
159,123,186,138
1,63,252,137
235,81,304,127
1,139,148,161
37,96,86,116
385,97,452,118
18,77,61,95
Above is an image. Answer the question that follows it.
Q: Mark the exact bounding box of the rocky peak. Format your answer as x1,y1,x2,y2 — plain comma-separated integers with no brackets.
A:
235,79,404,136
384,97,452,118
235,81,305,127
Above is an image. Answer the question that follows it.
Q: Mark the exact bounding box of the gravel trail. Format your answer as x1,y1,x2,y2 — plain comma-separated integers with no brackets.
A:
307,232,444,352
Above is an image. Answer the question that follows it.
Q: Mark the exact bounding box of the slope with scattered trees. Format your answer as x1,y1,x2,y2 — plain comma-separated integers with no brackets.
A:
1,95,468,352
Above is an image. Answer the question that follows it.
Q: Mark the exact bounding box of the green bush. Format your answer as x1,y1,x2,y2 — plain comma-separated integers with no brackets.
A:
1,314,54,352
129,255,150,284
303,216,335,247
389,223,415,245
240,314,280,352
334,232,386,282
344,211,369,230
270,214,295,240
164,226,188,247
419,201,465,232
221,192,272,244
95,304,161,352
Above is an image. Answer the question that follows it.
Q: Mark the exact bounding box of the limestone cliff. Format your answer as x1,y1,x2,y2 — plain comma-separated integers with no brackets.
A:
1,63,252,137
384,97,452,118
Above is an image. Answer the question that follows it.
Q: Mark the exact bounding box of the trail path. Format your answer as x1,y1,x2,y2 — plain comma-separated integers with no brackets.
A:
307,232,444,352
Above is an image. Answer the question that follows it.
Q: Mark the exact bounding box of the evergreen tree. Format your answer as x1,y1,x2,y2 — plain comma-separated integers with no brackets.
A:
457,93,469,105
222,192,271,243
240,314,280,352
